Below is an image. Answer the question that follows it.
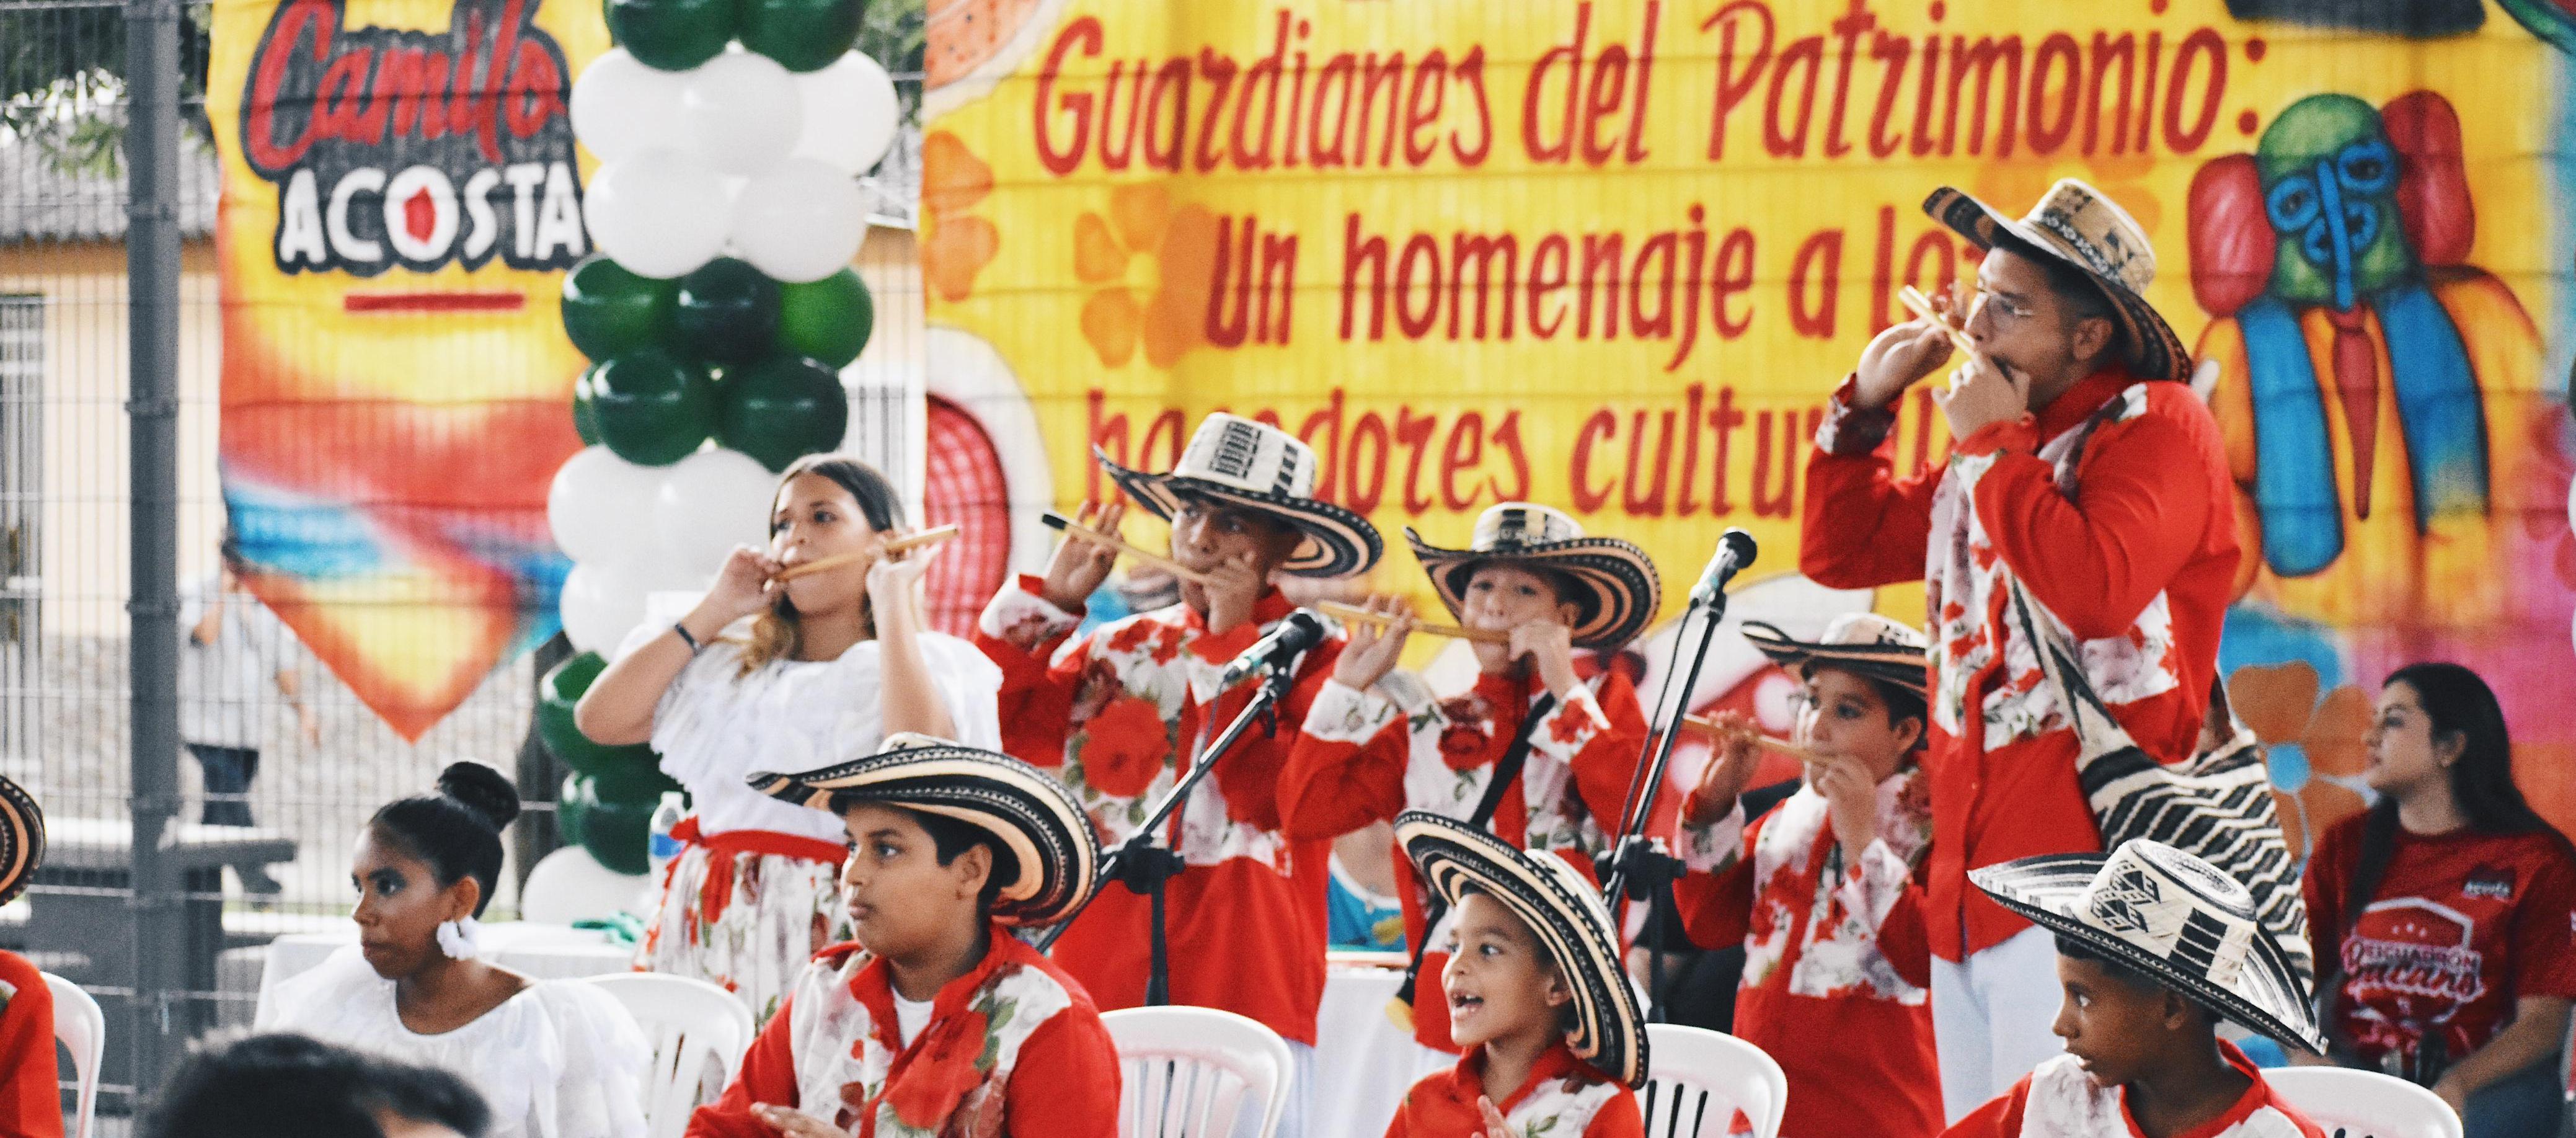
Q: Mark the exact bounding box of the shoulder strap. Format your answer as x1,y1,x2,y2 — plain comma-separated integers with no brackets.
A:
2004,577,2140,761
1467,690,1560,829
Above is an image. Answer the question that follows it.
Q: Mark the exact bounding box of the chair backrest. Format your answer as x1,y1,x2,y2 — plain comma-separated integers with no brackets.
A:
2261,1067,2463,1138
44,972,104,1138
1100,1006,1293,1138
1639,1024,1788,1138
585,973,755,1138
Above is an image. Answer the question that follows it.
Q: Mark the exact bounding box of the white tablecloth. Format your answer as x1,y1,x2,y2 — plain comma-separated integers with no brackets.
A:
1311,962,1451,1138
258,925,1433,1137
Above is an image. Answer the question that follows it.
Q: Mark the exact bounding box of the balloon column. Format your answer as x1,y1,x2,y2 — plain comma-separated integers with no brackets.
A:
542,0,895,872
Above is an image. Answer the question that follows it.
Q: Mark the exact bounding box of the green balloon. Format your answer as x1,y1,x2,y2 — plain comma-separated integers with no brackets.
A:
591,347,716,466
737,0,864,72
573,375,602,446
775,269,873,369
558,774,590,848
674,258,783,366
563,255,675,362
718,355,850,472
571,775,658,874
604,0,732,71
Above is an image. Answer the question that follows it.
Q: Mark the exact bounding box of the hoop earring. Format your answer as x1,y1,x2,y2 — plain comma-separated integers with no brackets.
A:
435,915,482,961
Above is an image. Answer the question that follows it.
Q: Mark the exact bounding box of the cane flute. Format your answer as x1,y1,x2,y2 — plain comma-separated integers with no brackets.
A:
1313,601,1510,645
1898,285,1978,357
1678,713,1831,766
771,525,961,582
1039,512,1215,586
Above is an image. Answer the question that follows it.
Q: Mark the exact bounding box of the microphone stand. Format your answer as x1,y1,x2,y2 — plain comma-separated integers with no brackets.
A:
1032,647,1303,1007
1597,576,1739,1021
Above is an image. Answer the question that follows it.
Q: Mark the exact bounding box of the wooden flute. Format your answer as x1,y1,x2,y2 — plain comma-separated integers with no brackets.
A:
1312,600,1510,645
1898,284,1978,356
1678,714,1830,765
771,524,962,581
1039,512,1214,585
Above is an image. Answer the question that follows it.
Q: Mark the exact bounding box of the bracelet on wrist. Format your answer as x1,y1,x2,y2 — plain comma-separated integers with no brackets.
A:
671,621,703,654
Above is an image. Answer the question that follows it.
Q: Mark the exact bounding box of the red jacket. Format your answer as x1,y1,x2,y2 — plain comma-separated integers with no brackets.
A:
1384,1042,1642,1138
0,951,61,1138
974,576,1347,1044
1942,1042,2325,1138
1802,371,2237,961
1280,667,1647,1050
687,931,1120,1138
1674,773,1942,1137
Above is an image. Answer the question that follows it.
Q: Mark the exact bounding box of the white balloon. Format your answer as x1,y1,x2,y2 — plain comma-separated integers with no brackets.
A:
560,560,653,655
570,49,684,165
548,447,666,566
653,448,779,579
679,50,803,176
728,158,866,283
790,51,900,174
583,149,730,278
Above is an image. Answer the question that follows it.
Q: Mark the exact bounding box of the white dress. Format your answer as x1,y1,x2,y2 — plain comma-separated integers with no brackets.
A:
257,946,650,1138
618,629,1003,1025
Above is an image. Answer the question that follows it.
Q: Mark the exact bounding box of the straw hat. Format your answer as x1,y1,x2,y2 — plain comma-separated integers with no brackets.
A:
1405,503,1661,650
1094,413,1383,579
1395,811,1647,1088
1740,613,1929,697
750,734,1099,927
1971,840,2326,1054
0,775,38,909
1923,177,2191,381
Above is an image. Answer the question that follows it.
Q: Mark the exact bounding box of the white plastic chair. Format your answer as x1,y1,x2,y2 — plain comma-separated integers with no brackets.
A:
1639,1023,1788,1138
43,972,104,1138
585,973,755,1138
2263,1067,2463,1138
1100,1005,1293,1138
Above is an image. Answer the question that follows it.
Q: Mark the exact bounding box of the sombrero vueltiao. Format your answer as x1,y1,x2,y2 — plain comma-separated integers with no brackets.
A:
1970,840,2326,1054
1741,613,1929,698
1922,177,2192,382
1094,413,1384,579
1407,503,1661,650
1395,811,1647,1088
0,775,39,909
749,734,1099,928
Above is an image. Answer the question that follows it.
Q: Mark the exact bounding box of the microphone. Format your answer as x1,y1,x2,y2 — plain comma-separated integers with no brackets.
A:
1687,529,1759,608
1218,609,1330,689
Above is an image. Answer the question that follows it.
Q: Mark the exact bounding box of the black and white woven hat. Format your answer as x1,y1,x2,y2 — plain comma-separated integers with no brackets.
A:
1394,811,1647,1088
750,734,1099,928
0,775,40,909
1922,177,2191,382
1405,503,1661,650
1094,413,1384,579
1971,839,2326,1054
1741,613,1929,698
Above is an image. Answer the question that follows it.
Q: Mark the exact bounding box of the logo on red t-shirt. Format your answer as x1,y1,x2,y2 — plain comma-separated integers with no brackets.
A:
2461,866,2516,902
2344,899,2486,1009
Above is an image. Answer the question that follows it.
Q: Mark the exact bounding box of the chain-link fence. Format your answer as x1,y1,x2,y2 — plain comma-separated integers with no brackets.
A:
2,0,928,1123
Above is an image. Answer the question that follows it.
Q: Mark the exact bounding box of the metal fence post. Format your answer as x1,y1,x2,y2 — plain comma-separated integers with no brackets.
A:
124,0,187,1097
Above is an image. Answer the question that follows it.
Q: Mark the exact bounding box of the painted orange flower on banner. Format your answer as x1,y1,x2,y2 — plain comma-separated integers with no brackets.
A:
923,130,999,303
1073,184,1222,368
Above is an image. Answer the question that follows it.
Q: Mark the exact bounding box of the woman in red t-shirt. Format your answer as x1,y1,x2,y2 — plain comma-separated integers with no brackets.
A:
2301,662,2576,1136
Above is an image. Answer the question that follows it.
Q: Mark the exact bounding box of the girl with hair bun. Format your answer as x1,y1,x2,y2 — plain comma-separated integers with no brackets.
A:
257,763,652,1138
575,455,1003,1026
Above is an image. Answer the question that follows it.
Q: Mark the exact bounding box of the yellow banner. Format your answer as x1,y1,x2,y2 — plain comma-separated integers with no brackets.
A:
924,1,2576,831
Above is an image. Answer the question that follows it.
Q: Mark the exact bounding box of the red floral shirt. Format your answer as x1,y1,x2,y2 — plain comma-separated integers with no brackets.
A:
686,930,1119,1138
973,576,1350,1044
1383,1041,1642,1138
1802,371,2239,961
1281,665,1645,1051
